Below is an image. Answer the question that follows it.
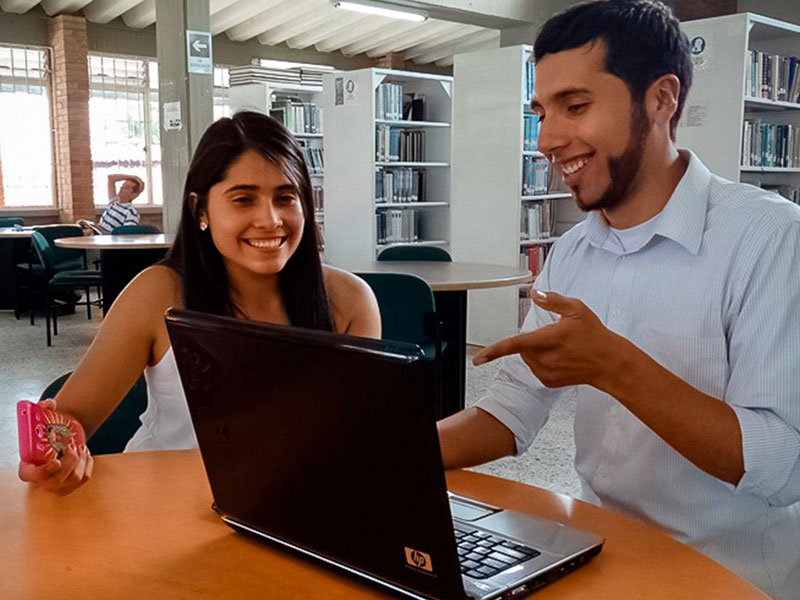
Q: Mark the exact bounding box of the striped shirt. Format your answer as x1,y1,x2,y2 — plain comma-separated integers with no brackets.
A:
98,197,140,233
477,150,800,598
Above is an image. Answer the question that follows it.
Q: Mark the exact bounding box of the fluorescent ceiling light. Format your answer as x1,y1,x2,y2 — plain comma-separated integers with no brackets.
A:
331,0,428,22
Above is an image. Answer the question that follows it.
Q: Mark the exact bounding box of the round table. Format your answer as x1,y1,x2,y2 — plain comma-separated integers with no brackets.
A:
0,450,766,599
55,234,175,313
333,261,532,416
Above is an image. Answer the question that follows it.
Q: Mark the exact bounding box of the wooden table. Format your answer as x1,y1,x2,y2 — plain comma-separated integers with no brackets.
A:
333,261,532,417
0,450,765,599
55,234,174,313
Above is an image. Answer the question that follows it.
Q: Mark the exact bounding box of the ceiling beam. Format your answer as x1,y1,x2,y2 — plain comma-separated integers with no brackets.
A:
257,6,337,47
434,33,499,66
211,0,282,35
225,0,313,42
413,28,498,63
314,16,395,53
40,0,92,15
338,20,419,56
82,0,142,24
122,0,155,28
365,20,463,57
0,0,42,13
286,12,371,50
403,23,482,60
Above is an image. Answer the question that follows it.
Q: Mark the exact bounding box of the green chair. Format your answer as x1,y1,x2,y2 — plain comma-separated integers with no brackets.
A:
356,272,446,416
40,373,148,455
0,217,24,227
377,245,452,262
30,227,102,346
111,225,160,235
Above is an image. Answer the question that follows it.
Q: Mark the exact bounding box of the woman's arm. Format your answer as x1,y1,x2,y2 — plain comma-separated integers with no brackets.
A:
324,267,381,339
18,266,179,493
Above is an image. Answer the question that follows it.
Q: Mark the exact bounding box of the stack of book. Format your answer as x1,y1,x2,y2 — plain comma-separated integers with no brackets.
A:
375,168,425,203
520,200,553,239
376,126,426,162
376,209,419,244
523,114,540,152
270,100,323,134
522,156,549,195
741,119,800,167
229,65,301,87
300,146,324,175
745,51,800,103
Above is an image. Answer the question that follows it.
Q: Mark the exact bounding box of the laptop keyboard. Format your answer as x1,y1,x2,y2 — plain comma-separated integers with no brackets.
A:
454,523,541,580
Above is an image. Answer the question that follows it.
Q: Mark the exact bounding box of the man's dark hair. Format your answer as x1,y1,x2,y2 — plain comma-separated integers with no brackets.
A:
534,0,692,140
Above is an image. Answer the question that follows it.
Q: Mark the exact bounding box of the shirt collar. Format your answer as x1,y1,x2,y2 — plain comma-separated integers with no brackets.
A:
577,150,711,255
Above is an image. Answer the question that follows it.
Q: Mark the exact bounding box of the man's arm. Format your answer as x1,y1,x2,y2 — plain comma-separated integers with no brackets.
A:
438,408,516,469
107,174,126,200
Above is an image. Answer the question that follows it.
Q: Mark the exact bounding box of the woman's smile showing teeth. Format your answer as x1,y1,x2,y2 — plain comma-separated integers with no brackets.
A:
244,237,285,249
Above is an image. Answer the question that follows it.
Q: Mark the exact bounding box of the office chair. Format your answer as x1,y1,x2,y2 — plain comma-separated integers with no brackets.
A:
377,245,452,262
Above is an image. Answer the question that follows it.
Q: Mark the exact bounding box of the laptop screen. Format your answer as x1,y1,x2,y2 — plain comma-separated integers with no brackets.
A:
166,308,467,599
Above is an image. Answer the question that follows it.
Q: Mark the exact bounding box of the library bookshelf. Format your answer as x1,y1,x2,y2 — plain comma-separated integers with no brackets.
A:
451,44,580,344
322,68,452,264
679,13,800,204
229,80,326,245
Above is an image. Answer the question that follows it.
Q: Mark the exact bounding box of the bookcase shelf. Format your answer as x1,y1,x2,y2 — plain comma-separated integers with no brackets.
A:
374,202,448,208
323,68,453,262
229,80,326,243
522,193,572,201
375,119,450,128
452,44,582,343
680,13,800,206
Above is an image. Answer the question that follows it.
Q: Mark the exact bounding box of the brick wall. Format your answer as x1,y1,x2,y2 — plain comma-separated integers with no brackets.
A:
48,15,94,223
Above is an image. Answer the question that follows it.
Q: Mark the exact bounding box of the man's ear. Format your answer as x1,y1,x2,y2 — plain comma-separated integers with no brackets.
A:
646,74,680,131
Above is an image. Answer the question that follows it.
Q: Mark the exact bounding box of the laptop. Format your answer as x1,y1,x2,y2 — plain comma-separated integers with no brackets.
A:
165,308,604,600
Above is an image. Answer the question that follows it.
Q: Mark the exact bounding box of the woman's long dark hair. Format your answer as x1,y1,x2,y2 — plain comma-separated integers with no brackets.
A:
162,111,334,331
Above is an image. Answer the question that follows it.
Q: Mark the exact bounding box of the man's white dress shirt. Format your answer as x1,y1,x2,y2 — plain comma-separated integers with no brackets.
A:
477,151,800,598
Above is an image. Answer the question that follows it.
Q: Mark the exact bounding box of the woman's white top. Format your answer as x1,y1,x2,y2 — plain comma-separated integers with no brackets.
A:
124,346,197,452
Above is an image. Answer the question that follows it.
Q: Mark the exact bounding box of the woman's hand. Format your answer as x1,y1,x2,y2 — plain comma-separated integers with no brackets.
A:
17,399,94,496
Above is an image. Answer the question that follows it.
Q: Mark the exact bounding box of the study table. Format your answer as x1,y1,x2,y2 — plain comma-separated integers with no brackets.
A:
0,450,765,599
333,261,532,417
54,234,175,313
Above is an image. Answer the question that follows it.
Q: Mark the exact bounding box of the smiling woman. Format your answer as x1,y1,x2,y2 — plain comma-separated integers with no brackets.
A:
17,111,381,495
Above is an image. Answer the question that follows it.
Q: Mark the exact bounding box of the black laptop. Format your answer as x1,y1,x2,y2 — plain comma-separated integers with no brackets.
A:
165,308,603,600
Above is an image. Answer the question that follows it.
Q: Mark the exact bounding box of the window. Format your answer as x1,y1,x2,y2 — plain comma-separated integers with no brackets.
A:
89,54,160,206
89,56,232,207
0,44,54,208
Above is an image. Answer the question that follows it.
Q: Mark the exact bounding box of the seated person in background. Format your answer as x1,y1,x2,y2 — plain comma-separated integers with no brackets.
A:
97,174,144,232
19,111,381,494
438,1,799,598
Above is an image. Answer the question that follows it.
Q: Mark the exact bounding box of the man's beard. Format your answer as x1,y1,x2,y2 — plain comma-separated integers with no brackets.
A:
573,103,651,213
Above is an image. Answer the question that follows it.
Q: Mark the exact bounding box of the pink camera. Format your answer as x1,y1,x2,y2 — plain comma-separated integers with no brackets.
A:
17,401,86,465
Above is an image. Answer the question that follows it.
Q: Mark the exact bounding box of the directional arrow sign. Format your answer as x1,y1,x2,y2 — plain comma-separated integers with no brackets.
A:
186,30,212,75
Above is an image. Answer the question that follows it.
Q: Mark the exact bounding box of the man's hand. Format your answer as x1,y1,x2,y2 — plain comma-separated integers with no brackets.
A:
473,290,622,391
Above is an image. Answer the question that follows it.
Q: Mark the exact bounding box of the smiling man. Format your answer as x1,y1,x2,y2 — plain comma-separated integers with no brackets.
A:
437,1,800,597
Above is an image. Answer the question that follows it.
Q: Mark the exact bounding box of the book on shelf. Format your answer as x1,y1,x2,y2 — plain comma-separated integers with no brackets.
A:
375,209,420,245
299,144,324,175
519,244,549,276
524,60,535,105
522,155,549,195
520,200,553,240
376,126,426,162
523,114,540,151
375,167,425,204
376,83,404,121
745,50,800,104
403,93,426,121
312,185,324,214
741,119,800,168
270,100,323,135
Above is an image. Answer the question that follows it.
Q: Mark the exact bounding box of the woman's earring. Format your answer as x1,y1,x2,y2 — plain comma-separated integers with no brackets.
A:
199,221,208,231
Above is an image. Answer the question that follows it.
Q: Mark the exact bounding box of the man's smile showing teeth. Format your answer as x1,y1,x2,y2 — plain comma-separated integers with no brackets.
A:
562,156,591,176
244,237,285,249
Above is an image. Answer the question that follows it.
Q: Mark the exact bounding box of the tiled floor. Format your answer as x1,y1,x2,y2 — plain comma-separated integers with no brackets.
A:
0,308,581,496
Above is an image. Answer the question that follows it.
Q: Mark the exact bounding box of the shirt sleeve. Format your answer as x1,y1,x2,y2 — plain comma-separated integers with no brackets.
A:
475,247,570,455
726,218,800,506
